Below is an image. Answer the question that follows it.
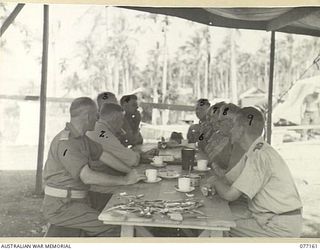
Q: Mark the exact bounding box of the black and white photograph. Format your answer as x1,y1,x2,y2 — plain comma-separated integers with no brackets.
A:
1,2,320,238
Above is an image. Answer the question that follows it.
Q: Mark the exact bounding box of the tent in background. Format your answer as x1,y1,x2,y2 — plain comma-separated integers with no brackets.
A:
273,75,320,124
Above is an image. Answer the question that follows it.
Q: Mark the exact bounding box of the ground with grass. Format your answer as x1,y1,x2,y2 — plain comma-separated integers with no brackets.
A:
0,142,319,237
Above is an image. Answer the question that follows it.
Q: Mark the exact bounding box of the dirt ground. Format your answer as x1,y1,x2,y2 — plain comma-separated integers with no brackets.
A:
0,142,319,237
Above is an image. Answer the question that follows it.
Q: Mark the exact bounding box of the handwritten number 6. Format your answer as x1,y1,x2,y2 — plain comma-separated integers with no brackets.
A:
199,133,204,141
223,108,229,115
248,114,254,126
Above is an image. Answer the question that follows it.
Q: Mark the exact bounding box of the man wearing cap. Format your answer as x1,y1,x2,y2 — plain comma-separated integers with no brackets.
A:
301,89,320,140
42,97,145,236
202,107,303,237
187,98,211,143
120,94,143,147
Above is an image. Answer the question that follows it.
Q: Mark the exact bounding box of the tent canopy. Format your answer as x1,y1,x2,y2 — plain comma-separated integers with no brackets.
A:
124,7,320,37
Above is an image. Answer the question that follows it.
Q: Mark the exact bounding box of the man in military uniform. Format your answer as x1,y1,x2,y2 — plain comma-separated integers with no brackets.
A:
187,98,211,143
202,107,303,237
42,97,145,236
120,94,143,147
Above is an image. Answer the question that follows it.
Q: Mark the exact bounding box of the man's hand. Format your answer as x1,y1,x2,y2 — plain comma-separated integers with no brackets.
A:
211,162,226,177
200,175,218,197
125,169,146,185
140,148,159,160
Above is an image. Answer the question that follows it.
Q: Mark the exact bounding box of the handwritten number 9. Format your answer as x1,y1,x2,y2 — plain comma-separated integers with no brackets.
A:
248,114,254,126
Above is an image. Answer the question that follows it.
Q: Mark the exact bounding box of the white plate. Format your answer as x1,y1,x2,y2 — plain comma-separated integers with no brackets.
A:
150,162,167,168
174,185,195,193
158,171,180,179
193,167,211,172
143,177,162,183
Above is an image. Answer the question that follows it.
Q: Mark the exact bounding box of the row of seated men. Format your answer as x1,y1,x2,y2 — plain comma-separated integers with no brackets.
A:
42,94,303,237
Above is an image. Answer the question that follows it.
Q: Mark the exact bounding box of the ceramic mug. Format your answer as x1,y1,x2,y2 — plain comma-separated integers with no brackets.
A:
197,159,208,170
145,169,158,182
178,177,191,191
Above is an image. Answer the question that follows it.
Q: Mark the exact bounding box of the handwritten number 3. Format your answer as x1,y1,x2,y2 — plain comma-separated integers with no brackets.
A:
248,114,254,126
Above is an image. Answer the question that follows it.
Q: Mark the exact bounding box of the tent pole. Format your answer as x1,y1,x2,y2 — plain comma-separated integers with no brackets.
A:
0,3,25,38
35,5,49,195
267,31,275,144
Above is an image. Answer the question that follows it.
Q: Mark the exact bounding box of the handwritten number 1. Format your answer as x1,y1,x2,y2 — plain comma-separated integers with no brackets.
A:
63,149,67,156
248,114,254,126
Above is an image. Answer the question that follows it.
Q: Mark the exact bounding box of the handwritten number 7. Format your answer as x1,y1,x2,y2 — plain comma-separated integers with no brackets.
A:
213,107,218,113
248,114,254,126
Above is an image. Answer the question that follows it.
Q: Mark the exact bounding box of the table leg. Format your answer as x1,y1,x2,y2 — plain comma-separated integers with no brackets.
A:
135,226,154,237
199,230,223,237
121,225,134,237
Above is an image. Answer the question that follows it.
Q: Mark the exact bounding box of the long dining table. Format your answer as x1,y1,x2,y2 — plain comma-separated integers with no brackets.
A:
93,144,236,237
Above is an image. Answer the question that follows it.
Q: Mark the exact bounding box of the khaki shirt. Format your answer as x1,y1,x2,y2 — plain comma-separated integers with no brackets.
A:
87,120,140,167
43,123,103,191
226,137,302,214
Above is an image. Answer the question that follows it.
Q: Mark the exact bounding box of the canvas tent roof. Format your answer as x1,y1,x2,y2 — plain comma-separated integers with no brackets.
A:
125,7,320,37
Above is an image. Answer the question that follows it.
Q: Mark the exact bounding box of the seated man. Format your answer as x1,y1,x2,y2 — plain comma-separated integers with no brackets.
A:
205,103,244,171
203,107,303,237
187,98,211,143
87,103,141,170
120,94,143,147
42,97,145,236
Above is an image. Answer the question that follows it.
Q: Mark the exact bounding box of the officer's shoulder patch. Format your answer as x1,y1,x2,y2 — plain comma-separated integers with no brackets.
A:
253,142,264,152
58,130,70,141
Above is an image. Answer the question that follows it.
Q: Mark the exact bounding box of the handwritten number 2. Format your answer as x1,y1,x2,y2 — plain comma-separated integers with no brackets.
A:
99,130,108,139
248,114,254,126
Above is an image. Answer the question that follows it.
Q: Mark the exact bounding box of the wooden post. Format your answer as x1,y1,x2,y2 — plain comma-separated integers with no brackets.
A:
267,31,275,144
35,5,49,195
0,3,25,38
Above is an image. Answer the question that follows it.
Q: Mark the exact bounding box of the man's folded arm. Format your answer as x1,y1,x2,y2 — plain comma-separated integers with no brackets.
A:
99,151,132,174
80,165,128,186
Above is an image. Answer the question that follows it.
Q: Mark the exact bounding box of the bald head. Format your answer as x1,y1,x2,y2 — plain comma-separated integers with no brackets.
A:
100,103,123,118
99,103,124,133
70,97,96,118
219,103,240,121
234,107,265,139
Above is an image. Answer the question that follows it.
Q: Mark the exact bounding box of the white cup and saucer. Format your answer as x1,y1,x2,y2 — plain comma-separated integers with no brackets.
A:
193,159,211,172
150,156,167,167
175,177,195,193
144,169,162,183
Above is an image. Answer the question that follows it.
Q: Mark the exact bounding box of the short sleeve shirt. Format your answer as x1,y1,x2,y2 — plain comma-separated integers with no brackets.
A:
226,137,302,214
43,122,103,190
86,120,140,167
